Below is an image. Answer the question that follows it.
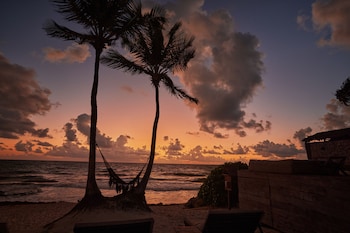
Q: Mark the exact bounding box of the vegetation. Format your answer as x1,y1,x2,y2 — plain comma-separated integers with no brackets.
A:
101,7,198,197
43,0,142,204
336,77,350,106
193,162,248,208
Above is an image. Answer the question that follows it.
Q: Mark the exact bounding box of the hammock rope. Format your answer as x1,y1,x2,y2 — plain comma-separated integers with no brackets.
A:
96,144,146,194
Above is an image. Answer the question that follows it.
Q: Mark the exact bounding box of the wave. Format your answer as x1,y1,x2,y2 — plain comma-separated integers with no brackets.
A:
0,184,42,197
21,175,58,183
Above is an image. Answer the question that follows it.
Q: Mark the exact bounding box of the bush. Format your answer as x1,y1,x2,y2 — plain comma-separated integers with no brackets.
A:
197,162,248,207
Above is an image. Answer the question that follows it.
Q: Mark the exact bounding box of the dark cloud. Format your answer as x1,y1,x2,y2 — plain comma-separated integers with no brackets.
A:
224,143,249,155
321,99,350,130
163,138,185,157
43,43,91,63
251,140,304,158
0,53,53,139
177,9,266,137
75,113,114,148
15,140,34,153
48,115,149,162
293,127,313,145
63,122,78,142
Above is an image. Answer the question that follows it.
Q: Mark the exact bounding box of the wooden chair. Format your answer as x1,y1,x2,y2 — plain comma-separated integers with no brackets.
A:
74,218,154,233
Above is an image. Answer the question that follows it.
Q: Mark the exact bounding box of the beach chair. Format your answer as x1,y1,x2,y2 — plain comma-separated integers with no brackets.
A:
0,223,8,233
73,217,154,233
202,209,264,233
177,209,264,233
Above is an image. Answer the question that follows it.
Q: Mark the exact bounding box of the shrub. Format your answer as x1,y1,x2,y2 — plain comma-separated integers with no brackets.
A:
197,162,248,207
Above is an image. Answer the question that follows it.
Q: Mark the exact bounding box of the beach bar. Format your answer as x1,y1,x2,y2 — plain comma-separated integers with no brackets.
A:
237,128,350,233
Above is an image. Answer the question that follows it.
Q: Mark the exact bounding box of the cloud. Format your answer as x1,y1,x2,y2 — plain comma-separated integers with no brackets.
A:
63,122,78,142
321,98,350,130
163,138,185,156
74,113,114,148
47,115,150,162
293,127,313,146
43,43,91,63
15,140,34,153
223,143,249,155
251,140,305,158
161,137,225,163
0,53,53,139
153,1,267,138
311,0,350,49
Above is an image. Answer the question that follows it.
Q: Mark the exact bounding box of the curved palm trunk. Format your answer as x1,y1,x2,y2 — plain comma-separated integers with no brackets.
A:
84,47,103,199
136,85,160,194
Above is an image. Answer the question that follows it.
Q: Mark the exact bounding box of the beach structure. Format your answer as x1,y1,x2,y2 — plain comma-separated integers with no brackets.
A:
237,128,350,232
303,127,350,169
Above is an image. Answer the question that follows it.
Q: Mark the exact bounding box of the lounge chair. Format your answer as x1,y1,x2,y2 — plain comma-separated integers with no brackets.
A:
177,209,264,233
73,217,154,233
0,223,8,233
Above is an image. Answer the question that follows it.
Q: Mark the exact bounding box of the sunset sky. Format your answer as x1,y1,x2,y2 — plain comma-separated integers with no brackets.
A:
1,0,350,164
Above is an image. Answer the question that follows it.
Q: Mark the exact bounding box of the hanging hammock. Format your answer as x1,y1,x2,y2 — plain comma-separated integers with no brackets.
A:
97,144,146,194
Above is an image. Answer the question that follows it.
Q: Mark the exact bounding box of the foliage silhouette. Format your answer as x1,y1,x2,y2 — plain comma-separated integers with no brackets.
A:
101,6,198,197
336,77,350,106
197,162,248,207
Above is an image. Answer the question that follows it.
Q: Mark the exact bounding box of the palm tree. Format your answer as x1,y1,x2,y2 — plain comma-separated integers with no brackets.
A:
44,0,142,202
336,77,350,106
101,7,198,195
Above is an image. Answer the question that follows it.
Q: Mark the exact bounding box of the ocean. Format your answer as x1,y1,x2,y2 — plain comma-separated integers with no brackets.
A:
0,160,216,204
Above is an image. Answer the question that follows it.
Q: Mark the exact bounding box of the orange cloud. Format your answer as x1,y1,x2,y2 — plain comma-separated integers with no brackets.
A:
43,43,91,63
312,0,350,48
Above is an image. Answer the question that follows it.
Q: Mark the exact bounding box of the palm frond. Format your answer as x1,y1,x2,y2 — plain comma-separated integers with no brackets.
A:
101,49,147,75
43,20,89,43
161,74,198,104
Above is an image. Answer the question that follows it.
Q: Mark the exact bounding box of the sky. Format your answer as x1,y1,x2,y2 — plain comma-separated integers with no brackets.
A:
1,0,350,164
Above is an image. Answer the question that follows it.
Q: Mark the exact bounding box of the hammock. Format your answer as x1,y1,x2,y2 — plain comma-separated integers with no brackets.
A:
97,144,146,194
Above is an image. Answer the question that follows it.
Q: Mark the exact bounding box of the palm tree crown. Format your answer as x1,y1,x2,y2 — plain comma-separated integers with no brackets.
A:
101,8,198,194
101,7,198,103
44,0,141,50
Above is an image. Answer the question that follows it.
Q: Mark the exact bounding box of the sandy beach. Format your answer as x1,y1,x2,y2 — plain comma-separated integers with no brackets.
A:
0,202,279,233
0,202,207,233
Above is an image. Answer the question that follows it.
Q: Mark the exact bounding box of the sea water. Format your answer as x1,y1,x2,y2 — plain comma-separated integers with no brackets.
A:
0,160,216,204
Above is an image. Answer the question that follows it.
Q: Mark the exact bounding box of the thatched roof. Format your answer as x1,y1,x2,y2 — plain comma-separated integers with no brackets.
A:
303,128,350,142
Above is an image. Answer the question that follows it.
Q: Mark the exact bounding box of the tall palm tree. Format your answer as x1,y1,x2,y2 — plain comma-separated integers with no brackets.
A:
44,0,142,201
101,8,198,195
336,77,350,106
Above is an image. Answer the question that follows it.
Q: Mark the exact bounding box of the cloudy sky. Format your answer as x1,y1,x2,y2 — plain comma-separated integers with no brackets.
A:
1,0,350,164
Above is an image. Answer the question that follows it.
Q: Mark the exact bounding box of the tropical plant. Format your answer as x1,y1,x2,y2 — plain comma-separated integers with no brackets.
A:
336,77,350,106
43,0,142,202
101,7,198,196
197,162,248,207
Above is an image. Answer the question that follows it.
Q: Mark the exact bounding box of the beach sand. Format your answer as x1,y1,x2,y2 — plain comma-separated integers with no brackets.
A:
0,202,279,233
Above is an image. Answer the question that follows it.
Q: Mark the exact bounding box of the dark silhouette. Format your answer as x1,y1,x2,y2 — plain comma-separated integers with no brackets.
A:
101,6,198,199
43,0,142,204
336,77,350,106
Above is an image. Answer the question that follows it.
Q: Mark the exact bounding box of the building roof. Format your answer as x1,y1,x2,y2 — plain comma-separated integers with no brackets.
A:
303,127,350,142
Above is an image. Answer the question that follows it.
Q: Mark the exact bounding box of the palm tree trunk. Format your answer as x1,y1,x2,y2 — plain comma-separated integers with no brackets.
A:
84,47,102,199
136,85,160,194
